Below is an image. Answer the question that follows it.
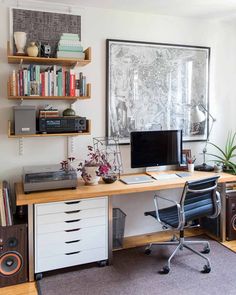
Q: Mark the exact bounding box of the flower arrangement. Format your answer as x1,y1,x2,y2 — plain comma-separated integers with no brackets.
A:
78,146,116,184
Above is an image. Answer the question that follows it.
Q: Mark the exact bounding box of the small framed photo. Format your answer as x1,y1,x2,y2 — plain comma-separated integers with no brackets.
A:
181,149,192,170
30,81,40,96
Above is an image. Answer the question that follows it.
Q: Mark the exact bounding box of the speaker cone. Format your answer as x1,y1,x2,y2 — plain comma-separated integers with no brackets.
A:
0,252,22,276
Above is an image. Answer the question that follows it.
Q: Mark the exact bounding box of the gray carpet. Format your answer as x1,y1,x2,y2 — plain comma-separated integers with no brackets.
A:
37,236,236,295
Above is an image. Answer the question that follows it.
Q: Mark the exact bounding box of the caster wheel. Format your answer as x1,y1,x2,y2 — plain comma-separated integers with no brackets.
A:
201,248,210,254
35,273,43,280
98,260,107,267
145,248,152,255
159,266,170,274
201,265,211,273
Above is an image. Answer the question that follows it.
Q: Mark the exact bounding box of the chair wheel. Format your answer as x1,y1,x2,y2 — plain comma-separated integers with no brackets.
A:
159,266,170,274
35,273,43,280
145,248,152,255
201,247,210,254
97,260,107,267
201,265,211,273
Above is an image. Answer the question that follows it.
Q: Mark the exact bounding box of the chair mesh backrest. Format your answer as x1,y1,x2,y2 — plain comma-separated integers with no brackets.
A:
181,176,219,222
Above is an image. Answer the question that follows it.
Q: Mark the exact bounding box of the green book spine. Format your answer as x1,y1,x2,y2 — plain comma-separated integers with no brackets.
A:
58,71,62,96
58,45,83,52
60,35,80,40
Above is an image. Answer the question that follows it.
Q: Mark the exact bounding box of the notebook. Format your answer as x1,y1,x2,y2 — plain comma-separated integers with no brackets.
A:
120,175,154,185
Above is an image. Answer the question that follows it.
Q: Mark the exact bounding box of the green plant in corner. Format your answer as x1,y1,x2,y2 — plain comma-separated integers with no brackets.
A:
207,131,236,174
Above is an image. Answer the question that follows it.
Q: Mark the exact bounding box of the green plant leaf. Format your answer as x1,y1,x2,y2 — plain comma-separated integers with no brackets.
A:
208,142,227,158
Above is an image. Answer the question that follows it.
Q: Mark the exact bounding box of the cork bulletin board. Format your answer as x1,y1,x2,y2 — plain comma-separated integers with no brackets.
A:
12,8,81,57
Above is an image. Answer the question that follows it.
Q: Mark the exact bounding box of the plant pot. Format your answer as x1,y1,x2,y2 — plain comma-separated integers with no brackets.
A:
102,175,117,184
81,166,100,185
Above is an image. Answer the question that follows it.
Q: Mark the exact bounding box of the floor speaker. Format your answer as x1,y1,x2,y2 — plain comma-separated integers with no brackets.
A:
0,224,28,287
226,192,236,241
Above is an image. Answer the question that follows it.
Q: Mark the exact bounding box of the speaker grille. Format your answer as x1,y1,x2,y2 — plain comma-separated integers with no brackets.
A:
0,252,22,276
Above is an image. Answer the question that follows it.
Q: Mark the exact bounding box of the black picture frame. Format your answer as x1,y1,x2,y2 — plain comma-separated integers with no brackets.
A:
106,39,210,144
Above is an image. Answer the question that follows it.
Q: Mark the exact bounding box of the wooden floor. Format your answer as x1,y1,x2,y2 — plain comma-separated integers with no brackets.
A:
2,231,236,295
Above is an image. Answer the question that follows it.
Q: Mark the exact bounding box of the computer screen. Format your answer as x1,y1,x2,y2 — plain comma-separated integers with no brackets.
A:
130,130,182,168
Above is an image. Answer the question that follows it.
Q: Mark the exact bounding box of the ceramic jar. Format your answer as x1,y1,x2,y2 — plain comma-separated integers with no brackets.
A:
27,42,39,57
81,166,100,185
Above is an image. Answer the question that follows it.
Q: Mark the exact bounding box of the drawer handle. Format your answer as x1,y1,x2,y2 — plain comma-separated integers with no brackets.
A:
65,251,81,255
65,210,81,214
65,201,81,205
65,239,80,244
65,219,81,223
65,228,81,232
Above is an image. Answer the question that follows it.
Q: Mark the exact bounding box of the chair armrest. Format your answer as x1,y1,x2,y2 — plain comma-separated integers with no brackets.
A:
154,194,182,229
208,191,221,219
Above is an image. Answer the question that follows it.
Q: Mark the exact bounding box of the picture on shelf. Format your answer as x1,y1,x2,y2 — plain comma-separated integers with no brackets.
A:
182,149,192,166
30,81,39,96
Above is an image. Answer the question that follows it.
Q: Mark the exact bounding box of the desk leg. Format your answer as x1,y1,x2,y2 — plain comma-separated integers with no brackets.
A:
219,183,226,242
28,204,34,282
108,196,113,265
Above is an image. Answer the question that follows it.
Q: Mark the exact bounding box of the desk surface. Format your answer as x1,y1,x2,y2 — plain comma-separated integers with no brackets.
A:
15,171,236,206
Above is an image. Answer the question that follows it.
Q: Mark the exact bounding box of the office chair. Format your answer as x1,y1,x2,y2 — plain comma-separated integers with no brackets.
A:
144,176,221,274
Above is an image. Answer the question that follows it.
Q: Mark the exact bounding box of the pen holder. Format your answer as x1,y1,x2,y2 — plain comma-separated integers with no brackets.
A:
188,163,195,173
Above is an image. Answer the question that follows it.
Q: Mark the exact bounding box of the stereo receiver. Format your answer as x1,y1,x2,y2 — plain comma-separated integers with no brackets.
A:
38,116,86,133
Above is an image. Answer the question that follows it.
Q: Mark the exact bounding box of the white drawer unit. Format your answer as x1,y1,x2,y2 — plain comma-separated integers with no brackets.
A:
34,196,108,274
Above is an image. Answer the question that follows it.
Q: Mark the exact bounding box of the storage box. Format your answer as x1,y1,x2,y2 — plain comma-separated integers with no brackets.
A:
14,106,36,135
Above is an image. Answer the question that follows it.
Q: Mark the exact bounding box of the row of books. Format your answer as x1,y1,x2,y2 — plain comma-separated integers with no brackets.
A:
9,66,87,97
0,181,13,226
57,33,85,59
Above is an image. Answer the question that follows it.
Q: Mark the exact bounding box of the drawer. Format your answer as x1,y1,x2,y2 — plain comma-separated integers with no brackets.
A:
36,228,107,258
35,247,107,273
36,207,107,225
36,215,106,234
36,225,107,247
35,197,107,215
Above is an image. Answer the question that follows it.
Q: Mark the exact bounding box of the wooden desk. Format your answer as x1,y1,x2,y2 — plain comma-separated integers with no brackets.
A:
15,170,236,281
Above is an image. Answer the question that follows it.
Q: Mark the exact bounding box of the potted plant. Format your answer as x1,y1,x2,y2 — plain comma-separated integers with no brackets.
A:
207,131,236,174
78,146,117,185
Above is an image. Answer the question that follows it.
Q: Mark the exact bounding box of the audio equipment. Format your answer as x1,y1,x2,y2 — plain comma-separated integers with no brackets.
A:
38,116,87,134
0,224,28,287
226,192,236,241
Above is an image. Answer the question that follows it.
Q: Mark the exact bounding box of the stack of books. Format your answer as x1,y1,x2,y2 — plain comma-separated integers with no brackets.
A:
57,33,85,59
9,67,87,97
39,108,59,118
0,181,13,226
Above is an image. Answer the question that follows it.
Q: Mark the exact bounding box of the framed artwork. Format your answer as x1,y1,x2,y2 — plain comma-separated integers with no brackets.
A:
106,39,210,144
182,149,192,165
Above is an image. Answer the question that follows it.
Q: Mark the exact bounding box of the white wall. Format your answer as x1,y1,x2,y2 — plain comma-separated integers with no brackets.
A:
0,1,235,236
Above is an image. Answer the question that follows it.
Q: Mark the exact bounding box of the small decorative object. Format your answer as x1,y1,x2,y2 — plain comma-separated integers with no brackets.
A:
179,149,192,170
93,137,123,183
27,42,39,57
214,163,223,173
187,155,196,173
63,108,76,116
41,43,51,57
14,31,27,55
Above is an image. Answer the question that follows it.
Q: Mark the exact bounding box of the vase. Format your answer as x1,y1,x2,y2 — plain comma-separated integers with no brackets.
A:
14,32,27,55
102,175,117,184
27,42,38,57
82,166,100,185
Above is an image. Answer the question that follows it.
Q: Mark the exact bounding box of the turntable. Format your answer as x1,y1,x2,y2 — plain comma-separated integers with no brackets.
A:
23,164,78,193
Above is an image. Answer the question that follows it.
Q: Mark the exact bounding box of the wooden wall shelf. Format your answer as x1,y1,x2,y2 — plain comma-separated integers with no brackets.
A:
7,42,91,67
8,83,91,101
8,120,91,138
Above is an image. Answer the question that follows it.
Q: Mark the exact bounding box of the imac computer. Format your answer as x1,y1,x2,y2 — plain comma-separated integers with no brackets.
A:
130,130,183,180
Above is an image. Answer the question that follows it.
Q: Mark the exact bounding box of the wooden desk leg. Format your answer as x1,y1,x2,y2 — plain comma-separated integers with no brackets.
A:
108,196,113,265
28,204,35,282
219,183,226,242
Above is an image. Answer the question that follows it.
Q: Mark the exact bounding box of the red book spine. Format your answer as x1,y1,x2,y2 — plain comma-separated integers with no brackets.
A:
70,73,74,96
19,69,23,96
41,72,45,96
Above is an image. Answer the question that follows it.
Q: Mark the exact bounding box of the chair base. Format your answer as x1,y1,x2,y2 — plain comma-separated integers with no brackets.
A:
145,233,211,274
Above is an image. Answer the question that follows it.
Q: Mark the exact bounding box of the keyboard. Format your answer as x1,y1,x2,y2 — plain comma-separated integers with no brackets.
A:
151,173,180,181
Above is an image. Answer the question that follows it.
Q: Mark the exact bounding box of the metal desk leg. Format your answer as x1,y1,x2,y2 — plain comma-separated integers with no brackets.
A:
28,204,34,281
108,196,113,265
219,183,226,242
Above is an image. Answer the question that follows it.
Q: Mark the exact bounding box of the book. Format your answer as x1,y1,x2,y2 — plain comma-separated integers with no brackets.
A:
60,34,80,41
58,45,83,52
58,40,81,46
57,51,85,59
0,182,6,226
